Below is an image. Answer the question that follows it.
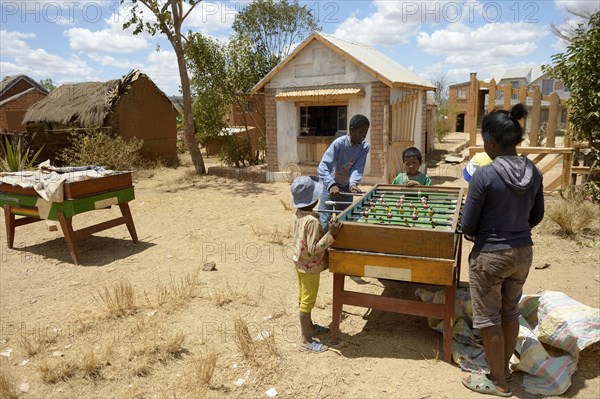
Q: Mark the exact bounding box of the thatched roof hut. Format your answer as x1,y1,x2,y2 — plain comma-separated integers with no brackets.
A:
23,70,177,161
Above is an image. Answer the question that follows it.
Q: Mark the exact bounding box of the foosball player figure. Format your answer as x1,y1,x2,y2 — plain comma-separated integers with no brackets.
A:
392,147,432,187
290,176,342,353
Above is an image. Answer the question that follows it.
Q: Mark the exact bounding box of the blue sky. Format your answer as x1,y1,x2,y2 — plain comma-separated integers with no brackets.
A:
1,0,598,96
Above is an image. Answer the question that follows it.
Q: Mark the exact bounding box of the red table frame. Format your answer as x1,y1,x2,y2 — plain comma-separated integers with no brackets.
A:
330,239,462,363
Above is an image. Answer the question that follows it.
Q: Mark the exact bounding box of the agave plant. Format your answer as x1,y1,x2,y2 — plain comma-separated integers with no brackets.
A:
0,135,44,172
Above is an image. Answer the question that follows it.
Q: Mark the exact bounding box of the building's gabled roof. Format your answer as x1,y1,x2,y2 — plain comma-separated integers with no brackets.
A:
23,70,174,127
252,32,435,93
490,67,537,84
0,88,41,107
0,75,48,98
530,66,547,83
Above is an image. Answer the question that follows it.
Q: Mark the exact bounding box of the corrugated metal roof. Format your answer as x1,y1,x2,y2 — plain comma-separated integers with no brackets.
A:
275,87,364,101
319,33,434,89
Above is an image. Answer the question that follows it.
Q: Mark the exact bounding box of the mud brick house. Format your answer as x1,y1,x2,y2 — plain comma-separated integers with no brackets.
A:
23,70,177,162
0,75,48,133
251,32,435,183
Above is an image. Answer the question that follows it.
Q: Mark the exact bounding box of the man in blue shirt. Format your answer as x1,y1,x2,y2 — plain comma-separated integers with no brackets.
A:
317,114,370,232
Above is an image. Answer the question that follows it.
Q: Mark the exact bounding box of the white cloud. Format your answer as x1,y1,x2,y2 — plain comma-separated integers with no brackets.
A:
64,11,152,54
0,29,96,82
416,22,548,64
87,53,139,69
332,1,495,46
0,30,35,56
183,1,239,32
142,49,181,96
554,0,600,14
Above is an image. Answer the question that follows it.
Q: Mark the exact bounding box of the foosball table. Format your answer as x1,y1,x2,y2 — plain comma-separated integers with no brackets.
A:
0,172,138,265
328,184,465,363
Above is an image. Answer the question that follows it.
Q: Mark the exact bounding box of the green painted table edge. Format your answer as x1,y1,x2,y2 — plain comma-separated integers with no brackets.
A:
0,187,135,220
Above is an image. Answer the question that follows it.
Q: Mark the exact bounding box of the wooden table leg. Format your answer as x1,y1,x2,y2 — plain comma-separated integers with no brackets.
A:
118,202,138,243
3,205,16,249
57,211,80,265
331,273,345,341
442,238,463,363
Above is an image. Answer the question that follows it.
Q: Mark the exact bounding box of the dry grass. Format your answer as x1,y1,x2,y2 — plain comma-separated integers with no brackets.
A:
0,363,18,399
234,316,256,359
280,198,293,210
94,279,137,318
213,283,235,307
81,350,105,380
19,333,44,357
546,197,598,235
38,360,78,384
191,351,218,386
147,268,202,310
258,333,279,357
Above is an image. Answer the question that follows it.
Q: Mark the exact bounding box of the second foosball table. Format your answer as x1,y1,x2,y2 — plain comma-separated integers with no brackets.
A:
328,184,465,363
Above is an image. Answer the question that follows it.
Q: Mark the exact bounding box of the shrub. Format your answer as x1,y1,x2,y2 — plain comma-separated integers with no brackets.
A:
547,187,598,234
59,129,143,170
0,134,44,172
218,134,262,167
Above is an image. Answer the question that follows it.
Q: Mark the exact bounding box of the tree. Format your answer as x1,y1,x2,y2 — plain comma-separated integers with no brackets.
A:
39,78,56,92
122,0,206,174
186,33,230,141
550,7,596,44
430,72,449,105
232,0,320,78
545,11,600,143
545,11,600,201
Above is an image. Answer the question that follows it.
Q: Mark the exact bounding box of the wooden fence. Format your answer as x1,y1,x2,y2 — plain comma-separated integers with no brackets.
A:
457,72,589,190
383,92,420,183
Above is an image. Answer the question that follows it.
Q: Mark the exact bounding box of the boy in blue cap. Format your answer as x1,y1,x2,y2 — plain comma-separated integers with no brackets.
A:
290,175,341,353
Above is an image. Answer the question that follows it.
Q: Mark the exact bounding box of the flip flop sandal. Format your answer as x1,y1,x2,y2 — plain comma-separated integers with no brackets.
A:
312,324,330,335
462,374,512,397
486,373,513,383
299,341,328,353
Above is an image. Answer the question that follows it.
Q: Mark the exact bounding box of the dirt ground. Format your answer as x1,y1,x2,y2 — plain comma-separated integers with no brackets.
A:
0,152,599,399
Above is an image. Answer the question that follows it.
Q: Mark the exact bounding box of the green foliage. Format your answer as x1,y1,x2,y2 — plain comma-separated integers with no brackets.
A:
59,130,144,170
435,103,453,142
186,34,231,141
544,11,600,143
38,78,56,92
232,0,321,79
218,134,260,168
0,135,44,172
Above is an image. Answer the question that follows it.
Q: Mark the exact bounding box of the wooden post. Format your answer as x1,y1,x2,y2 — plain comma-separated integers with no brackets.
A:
518,87,528,130
503,84,512,111
383,105,390,183
468,73,479,146
529,89,542,146
488,79,497,114
547,92,559,147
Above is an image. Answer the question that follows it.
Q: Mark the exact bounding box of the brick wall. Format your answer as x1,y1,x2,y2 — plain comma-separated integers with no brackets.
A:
264,88,278,171
370,82,390,178
0,91,47,132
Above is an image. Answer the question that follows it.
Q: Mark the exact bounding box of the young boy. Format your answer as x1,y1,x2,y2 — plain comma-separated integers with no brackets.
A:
391,147,431,187
461,104,544,397
290,175,341,353
317,114,370,232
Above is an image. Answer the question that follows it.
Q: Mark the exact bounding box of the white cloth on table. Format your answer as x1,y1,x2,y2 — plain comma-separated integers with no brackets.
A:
0,160,114,203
